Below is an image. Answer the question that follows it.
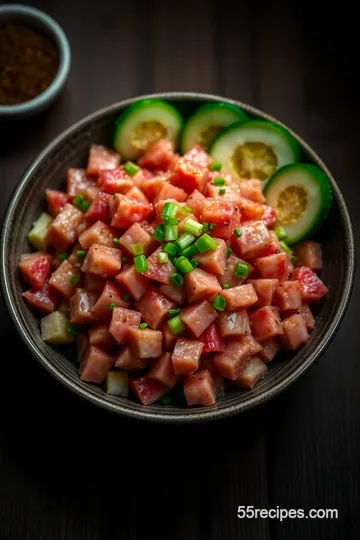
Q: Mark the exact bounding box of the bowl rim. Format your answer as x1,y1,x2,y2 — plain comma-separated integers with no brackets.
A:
1,91,356,423
0,3,71,115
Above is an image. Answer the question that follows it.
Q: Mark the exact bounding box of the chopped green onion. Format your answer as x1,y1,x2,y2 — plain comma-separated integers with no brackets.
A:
153,224,165,242
164,242,180,256
72,193,85,209
108,302,117,311
213,177,226,186
164,224,179,241
202,222,209,232
165,217,179,226
291,255,298,264
235,262,249,279
209,223,216,230
227,247,232,257
76,250,86,258
234,228,242,238
161,202,178,219
122,293,130,302
139,322,148,329
180,205,193,216
80,200,90,212
222,283,230,289
121,256,127,264
275,226,288,240
194,233,218,253
176,232,195,251
131,243,144,256
157,395,172,406
168,315,185,335
158,252,169,264
67,326,79,335
112,194,117,200
113,237,119,244
123,162,139,176
190,259,198,268
175,256,194,273
70,273,81,285
58,252,68,262
210,161,223,172
168,308,181,318
180,245,198,258
219,188,226,195
134,254,148,273
280,240,293,255
212,295,227,311
170,273,184,287
183,218,203,236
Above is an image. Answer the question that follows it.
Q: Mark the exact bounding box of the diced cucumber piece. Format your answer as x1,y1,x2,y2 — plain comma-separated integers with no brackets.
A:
113,99,184,160
28,212,53,251
105,371,129,397
180,102,248,153
40,311,74,344
209,120,300,188
264,164,333,244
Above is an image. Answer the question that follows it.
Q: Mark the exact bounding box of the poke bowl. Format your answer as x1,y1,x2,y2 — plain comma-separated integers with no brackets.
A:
0,92,355,423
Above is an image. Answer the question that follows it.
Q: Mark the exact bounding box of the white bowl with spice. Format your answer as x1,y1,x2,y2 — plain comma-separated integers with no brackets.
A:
0,4,71,118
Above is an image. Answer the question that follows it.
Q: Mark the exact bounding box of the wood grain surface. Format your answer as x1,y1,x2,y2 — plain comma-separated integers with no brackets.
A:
0,1,359,538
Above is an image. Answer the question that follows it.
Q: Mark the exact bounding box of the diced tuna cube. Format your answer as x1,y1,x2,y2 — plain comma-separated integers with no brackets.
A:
185,189,207,219
111,198,153,230
293,241,323,271
91,280,130,319
218,254,254,288
19,251,52,289
138,139,176,170
299,303,315,330
161,321,179,350
281,313,309,350
218,309,250,338
255,253,289,281
118,222,153,256
220,283,258,310
259,338,280,363
247,279,279,308
129,376,167,405
239,197,266,221
114,346,146,370
83,274,106,294
183,144,212,168
78,220,119,250
233,356,268,389
69,289,99,324
75,333,89,363
208,220,234,240
99,168,133,194
292,266,328,302
143,246,176,284
88,322,115,350
250,306,283,341
82,244,122,278
45,189,69,217
153,182,187,203
87,144,120,176
22,279,58,314
207,183,241,203
171,157,209,193
201,198,234,226
233,220,271,257
147,352,180,388
184,369,216,406
213,339,251,380
66,168,97,198
193,238,227,275
134,288,176,329
76,218,92,237
128,327,162,358
238,179,266,203
80,345,114,383
142,173,170,200
180,300,218,337
172,337,203,375
158,283,186,305
109,307,141,344
83,185,100,201
198,357,225,394
49,260,82,299
275,281,302,311
261,206,277,228
85,192,112,223
198,322,225,354
115,264,150,300
242,335,263,355
184,267,222,303
58,298,70,316
126,185,149,203
67,243,83,269
46,203,84,252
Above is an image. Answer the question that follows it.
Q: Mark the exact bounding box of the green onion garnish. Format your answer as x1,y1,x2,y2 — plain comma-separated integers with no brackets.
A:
161,202,178,219
212,295,227,311
180,245,197,258
227,247,232,257
164,224,179,241
175,256,194,273
210,161,223,172
168,308,181,318
234,228,242,238
209,224,216,230
80,200,90,212
70,274,81,285
76,250,86,258
194,233,218,253
165,217,179,226
122,293,130,301
180,205,193,216
190,259,198,268
108,303,117,311
176,232,195,251
153,224,165,242
170,273,184,287
123,162,139,176
157,395,172,406
67,326,79,335
222,283,230,289
112,194,117,200
121,256,127,264
139,322,148,329
219,188,226,195
213,177,226,186
168,315,185,335
291,255,298,264
72,193,85,209
134,254,148,273
275,226,288,240
113,238,119,244
202,222,209,232
164,242,179,256
58,253,68,262
280,241,293,255
131,243,144,256
235,262,249,278
183,218,203,236
158,252,169,264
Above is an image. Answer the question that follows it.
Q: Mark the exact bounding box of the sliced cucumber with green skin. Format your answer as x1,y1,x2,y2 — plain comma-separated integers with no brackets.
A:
209,120,301,187
180,102,248,153
113,99,184,160
264,164,333,244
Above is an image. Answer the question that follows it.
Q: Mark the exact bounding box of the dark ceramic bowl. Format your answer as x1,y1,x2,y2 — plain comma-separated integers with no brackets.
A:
1,92,355,423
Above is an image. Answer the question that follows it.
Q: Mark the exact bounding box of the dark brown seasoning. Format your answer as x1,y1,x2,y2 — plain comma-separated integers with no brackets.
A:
0,22,59,105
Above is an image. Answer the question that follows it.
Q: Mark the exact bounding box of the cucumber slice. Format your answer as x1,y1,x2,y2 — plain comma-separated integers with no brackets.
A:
264,164,333,244
209,120,300,187
40,311,74,344
113,99,183,160
180,103,248,153
28,212,53,251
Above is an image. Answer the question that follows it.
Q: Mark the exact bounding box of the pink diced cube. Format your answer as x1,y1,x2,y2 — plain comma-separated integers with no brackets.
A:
46,203,84,252
87,144,120,175
233,220,271,257
147,352,180,388
118,222,153,256
213,339,251,380
114,346,146,370
184,369,216,406
183,144,212,168
109,307,141,344
91,280,130,319
161,321,178,350
293,241,323,271
299,303,315,330
255,253,289,281
233,356,268,389
218,254,254,288
218,309,251,338
66,168,97,198
128,327,162,358
259,338,280,363
83,274,106,294
88,322,115,350
49,260,81,299
184,268,222,304
242,335,263,355
143,246,176,285
180,300,218,337
129,376,167,405
80,345,114,384
82,244,122,278
275,281,302,311
247,279,279,308
99,167,133,194
238,179,266,203
250,306,283,341
158,283,186,305
220,283,258,310
138,139,176,170
75,333,89,364
292,267,328,302
126,185,149,203
153,182,187,203
69,289,99,324
85,191,112,223
134,288,176,329
115,264,150,301
198,322,225,354
281,314,309,350
185,189,207,219
172,337,204,375
171,157,209,193
193,238,227,275
78,221,119,250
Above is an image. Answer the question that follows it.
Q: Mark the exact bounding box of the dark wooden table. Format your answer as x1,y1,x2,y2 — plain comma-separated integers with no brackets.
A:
1,1,359,538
